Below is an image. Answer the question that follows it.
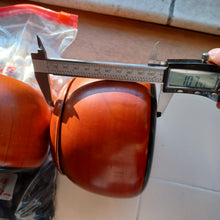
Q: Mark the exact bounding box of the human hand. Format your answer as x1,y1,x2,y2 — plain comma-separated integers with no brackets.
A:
208,48,220,65
208,48,220,108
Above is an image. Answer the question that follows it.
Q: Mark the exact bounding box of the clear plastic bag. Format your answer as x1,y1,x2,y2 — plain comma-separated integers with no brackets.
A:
0,4,78,97
0,4,78,219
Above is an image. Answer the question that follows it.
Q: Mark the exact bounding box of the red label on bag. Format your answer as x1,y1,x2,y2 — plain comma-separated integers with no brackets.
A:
5,66,16,75
0,173,17,201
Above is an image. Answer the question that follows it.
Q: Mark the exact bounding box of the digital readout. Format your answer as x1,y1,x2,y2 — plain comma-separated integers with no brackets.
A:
168,69,219,89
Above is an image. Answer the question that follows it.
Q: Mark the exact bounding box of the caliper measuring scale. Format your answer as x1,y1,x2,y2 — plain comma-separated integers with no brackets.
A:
31,37,220,115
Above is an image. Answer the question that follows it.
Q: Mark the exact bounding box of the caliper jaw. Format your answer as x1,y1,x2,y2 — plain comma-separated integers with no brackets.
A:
31,36,54,106
157,89,173,117
148,59,172,117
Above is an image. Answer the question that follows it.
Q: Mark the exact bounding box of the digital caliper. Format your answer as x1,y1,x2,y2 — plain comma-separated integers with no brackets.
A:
31,36,220,115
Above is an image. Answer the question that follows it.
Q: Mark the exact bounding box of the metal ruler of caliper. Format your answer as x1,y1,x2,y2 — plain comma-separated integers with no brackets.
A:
31,36,220,115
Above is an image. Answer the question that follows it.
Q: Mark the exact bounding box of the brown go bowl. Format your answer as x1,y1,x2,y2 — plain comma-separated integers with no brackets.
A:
50,78,156,198
0,75,51,170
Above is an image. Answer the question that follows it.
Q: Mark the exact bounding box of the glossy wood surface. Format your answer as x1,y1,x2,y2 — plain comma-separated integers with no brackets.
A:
0,75,51,168
50,78,153,197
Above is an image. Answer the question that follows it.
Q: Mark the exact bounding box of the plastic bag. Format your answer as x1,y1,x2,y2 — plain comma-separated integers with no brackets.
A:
0,155,57,220
0,4,78,97
0,4,78,219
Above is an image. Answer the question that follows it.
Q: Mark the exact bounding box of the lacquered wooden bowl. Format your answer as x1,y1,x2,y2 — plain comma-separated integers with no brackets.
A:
50,78,156,197
0,75,51,169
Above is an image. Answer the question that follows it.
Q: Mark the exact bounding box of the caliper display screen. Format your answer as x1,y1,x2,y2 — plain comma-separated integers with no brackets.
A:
168,69,219,90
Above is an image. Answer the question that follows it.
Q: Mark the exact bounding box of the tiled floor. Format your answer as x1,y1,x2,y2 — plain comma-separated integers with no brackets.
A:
139,177,220,220
54,175,141,220
152,94,220,191
54,93,220,220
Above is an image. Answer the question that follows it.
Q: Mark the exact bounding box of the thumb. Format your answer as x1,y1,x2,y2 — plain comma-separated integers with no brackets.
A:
208,48,220,66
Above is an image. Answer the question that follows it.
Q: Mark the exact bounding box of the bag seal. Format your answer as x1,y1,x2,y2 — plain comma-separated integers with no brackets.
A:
0,4,78,28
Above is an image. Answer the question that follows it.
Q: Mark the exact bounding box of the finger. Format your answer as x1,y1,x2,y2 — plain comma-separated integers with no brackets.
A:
208,48,220,66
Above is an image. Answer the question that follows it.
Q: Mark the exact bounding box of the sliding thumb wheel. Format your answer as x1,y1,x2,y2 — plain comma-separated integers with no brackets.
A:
50,78,157,198
0,75,51,171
